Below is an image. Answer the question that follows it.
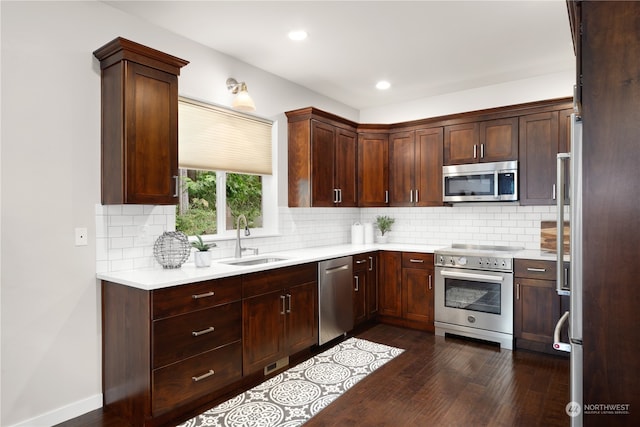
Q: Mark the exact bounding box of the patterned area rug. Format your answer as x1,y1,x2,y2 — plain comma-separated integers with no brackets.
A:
177,337,404,427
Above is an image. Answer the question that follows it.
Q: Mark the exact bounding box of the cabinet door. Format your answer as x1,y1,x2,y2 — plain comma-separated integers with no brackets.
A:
353,269,368,326
389,131,415,206
519,112,560,205
444,122,479,165
365,253,379,318
378,251,402,317
286,281,318,354
310,120,336,207
514,277,559,343
402,268,431,324
358,133,389,207
415,127,443,207
123,62,179,204
479,118,518,162
335,128,357,206
242,290,286,375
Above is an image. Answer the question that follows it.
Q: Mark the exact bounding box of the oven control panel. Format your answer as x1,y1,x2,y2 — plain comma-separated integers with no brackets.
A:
435,254,513,272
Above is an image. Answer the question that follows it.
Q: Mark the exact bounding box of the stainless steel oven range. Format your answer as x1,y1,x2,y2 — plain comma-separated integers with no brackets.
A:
434,244,521,350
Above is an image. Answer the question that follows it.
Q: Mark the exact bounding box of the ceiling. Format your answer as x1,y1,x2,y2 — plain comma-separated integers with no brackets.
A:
105,0,575,111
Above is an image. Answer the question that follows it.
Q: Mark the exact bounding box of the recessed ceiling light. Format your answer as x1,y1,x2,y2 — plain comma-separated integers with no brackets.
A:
376,80,391,90
288,30,308,41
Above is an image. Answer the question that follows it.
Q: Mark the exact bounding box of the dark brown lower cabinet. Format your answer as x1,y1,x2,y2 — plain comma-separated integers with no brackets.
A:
513,259,568,356
242,263,318,375
353,252,378,326
102,277,243,426
378,251,434,331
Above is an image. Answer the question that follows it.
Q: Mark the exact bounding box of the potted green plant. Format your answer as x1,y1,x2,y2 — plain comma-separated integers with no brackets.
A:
191,235,216,267
375,215,395,243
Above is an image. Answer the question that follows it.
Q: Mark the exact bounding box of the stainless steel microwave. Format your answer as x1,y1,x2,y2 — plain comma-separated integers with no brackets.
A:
443,160,518,202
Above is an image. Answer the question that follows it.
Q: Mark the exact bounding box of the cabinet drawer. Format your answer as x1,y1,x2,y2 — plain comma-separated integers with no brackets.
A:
514,259,556,280
243,263,317,298
152,276,242,319
152,341,242,415
353,252,373,272
402,252,434,269
153,302,242,368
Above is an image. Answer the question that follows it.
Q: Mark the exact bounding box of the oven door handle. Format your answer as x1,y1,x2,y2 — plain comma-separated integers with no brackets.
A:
440,269,505,283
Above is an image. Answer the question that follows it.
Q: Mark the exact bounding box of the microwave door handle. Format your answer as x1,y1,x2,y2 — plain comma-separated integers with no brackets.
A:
553,311,571,352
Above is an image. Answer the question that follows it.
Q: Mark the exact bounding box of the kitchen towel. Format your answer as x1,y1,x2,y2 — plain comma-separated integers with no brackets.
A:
351,222,364,245
363,222,374,244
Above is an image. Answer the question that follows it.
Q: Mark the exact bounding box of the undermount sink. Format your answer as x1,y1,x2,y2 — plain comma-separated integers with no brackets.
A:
220,256,288,267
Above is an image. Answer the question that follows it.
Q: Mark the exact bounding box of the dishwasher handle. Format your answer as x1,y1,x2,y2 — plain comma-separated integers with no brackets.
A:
324,264,350,274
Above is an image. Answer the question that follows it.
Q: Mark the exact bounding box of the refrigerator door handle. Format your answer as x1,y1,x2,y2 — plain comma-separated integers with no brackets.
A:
553,311,571,352
556,152,571,296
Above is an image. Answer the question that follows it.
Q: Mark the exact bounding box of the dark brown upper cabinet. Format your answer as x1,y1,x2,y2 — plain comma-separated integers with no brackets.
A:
444,118,518,165
389,127,443,207
519,109,572,205
357,131,389,207
287,108,357,207
94,37,188,205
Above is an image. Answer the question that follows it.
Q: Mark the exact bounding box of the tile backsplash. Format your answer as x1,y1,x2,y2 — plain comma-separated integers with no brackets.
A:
96,204,558,273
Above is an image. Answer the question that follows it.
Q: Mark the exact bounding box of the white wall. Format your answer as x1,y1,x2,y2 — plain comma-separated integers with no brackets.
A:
1,1,572,426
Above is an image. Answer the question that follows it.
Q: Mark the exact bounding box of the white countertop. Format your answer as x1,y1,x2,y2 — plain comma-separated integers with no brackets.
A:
97,243,566,290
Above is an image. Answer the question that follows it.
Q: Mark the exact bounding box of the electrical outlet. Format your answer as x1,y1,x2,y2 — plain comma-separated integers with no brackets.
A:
75,227,88,246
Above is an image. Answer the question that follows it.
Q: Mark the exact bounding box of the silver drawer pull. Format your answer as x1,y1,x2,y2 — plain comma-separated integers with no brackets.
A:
526,267,547,273
192,326,215,337
192,369,215,382
410,259,425,263
192,291,215,299
356,259,367,264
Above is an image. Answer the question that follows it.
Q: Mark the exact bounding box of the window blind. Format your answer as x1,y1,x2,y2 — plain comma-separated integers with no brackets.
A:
178,97,273,175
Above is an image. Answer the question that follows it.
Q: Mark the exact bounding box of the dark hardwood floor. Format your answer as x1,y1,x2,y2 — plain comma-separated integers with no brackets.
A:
56,324,569,427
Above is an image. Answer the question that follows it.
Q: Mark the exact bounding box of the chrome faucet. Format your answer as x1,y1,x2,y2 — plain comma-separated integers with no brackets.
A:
235,214,258,258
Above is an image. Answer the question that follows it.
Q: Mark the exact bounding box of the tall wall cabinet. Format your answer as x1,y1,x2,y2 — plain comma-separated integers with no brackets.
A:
93,37,188,205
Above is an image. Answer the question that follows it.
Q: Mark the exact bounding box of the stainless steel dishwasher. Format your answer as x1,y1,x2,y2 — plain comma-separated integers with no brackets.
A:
318,256,354,345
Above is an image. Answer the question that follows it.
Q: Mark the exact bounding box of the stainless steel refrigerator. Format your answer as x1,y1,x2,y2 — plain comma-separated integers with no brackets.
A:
553,111,583,426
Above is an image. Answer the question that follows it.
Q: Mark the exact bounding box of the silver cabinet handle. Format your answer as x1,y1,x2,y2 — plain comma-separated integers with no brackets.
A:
516,283,520,300
192,369,215,382
173,175,179,197
286,294,292,313
552,184,556,200
480,143,485,159
385,190,389,204
526,267,546,273
415,189,419,203
192,291,215,299
280,295,286,315
428,274,432,290
410,189,413,203
192,326,215,337
354,275,359,291
410,259,425,263
368,256,373,271
356,259,367,264
473,144,477,159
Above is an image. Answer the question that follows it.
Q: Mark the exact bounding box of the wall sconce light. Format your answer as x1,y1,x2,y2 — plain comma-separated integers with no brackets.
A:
226,77,256,112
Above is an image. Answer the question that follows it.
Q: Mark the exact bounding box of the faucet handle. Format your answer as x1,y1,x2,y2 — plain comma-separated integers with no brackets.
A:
244,226,250,237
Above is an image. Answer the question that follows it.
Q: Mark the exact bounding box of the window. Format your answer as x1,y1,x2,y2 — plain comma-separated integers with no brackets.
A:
176,170,263,236
176,98,274,238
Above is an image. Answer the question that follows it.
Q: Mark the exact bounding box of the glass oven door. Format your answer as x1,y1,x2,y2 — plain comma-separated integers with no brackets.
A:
434,268,513,335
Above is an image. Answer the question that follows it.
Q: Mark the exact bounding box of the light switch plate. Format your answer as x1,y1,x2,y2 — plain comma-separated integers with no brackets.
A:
75,227,88,246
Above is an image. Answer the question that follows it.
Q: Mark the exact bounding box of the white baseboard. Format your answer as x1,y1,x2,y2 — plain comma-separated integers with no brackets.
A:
9,394,102,427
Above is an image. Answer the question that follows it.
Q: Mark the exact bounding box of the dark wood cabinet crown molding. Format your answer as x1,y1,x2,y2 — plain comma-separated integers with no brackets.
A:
93,36,189,74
